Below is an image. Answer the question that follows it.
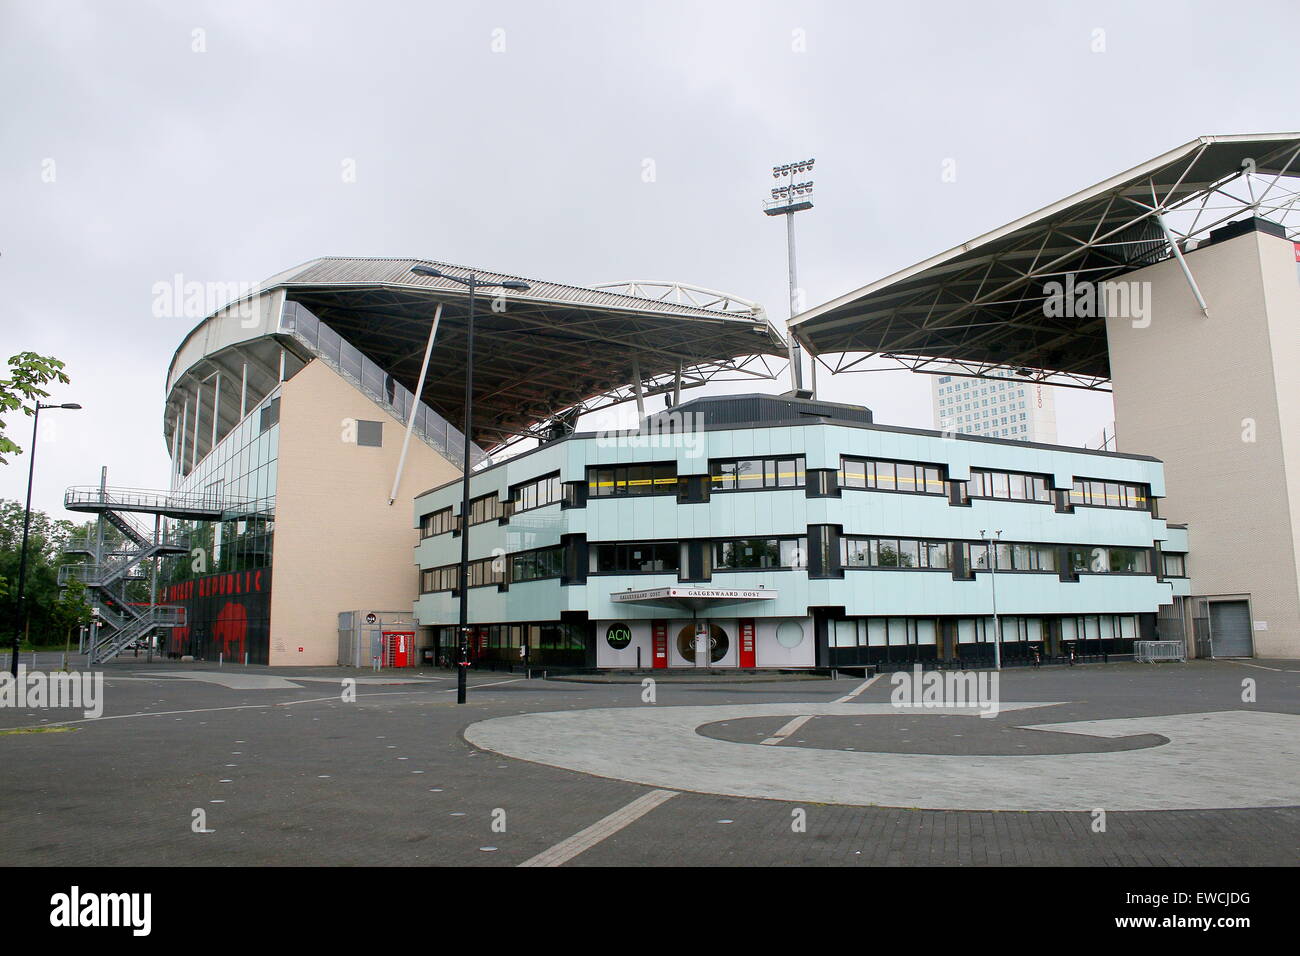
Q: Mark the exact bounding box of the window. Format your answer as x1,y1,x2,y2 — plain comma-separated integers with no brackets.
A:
968,469,1052,502
841,537,949,569
591,542,680,574
1061,614,1138,642
356,420,383,447
713,537,807,570
710,456,805,490
421,564,458,592
966,541,1057,571
587,462,677,497
839,457,944,494
1066,546,1152,574
258,397,280,433
1163,552,1187,577
511,545,564,582
467,555,504,588
420,507,454,538
511,472,561,513
467,493,503,526
1069,478,1150,510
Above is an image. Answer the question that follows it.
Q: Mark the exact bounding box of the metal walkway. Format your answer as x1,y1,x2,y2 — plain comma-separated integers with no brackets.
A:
59,483,246,664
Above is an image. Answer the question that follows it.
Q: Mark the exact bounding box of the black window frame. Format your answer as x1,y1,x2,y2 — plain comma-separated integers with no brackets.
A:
837,456,945,496
510,472,561,515
586,461,678,498
841,536,951,570
420,506,455,539
709,455,806,492
967,468,1053,504
1068,478,1151,511
510,545,565,583
590,541,682,575
712,536,808,571
467,492,503,526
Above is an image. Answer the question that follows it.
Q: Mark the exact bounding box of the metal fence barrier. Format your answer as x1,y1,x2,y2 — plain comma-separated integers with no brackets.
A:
1134,640,1186,663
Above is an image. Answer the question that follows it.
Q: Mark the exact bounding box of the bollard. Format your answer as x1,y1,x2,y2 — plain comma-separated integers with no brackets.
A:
244,652,249,666
219,652,223,668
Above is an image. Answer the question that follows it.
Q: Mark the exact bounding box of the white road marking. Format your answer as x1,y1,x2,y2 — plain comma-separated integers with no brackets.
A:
519,789,678,867
1229,661,1300,673
444,678,525,691
466,705,1300,811
834,675,881,703
761,714,814,745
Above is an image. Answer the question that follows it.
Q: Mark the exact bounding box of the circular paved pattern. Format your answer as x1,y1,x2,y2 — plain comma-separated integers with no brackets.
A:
464,702,1300,811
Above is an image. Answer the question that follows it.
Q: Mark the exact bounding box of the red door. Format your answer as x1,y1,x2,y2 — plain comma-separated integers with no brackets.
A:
739,619,756,668
652,620,668,669
384,631,414,668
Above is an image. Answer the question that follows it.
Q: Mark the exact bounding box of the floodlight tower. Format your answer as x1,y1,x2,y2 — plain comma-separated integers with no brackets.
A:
764,158,815,393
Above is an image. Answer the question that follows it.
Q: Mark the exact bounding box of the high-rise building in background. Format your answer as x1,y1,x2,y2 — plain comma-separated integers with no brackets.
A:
931,369,1057,443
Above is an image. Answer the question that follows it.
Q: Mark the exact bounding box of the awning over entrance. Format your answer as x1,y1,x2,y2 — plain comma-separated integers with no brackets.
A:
610,586,779,611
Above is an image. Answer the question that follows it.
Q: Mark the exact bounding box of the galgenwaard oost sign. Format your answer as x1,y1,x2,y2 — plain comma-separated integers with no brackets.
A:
611,586,778,603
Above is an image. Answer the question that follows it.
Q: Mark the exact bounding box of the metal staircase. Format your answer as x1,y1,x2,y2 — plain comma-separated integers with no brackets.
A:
59,481,237,664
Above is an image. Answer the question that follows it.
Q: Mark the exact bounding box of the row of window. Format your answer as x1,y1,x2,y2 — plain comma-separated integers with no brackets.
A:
587,463,677,497
967,469,1053,503
842,536,951,569
1070,479,1148,510
710,456,806,490
421,544,566,592
829,614,1138,648
420,460,1153,534
841,537,1158,575
422,538,1181,589
838,458,946,494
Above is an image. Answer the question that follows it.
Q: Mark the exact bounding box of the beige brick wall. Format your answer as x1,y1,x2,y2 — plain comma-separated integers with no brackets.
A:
1107,229,1300,657
268,360,460,665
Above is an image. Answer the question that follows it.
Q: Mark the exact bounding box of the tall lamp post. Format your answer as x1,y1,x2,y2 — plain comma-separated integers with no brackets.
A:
763,158,815,394
410,265,530,704
10,401,82,677
980,529,1003,671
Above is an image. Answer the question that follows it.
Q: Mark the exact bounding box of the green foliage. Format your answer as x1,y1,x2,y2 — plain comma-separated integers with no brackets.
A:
54,576,94,637
0,352,71,464
0,499,76,645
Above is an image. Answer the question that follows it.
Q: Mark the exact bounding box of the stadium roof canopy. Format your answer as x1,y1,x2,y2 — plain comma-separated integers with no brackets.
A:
790,133,1300,389
172,257,787,452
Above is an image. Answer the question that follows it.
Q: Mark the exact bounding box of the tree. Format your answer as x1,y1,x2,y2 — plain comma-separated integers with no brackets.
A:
54,576,94,655
0,352,70,464
0,499,76,646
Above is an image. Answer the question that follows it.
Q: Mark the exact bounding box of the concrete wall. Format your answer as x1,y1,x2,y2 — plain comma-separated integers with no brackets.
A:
270,359,460,665
1106,228,1300,657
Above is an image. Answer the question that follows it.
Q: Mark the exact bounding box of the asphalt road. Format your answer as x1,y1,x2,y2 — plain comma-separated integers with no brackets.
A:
0,655,1296,866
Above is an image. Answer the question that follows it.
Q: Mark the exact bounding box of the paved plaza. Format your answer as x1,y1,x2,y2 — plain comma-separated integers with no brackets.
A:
0,655,1296,866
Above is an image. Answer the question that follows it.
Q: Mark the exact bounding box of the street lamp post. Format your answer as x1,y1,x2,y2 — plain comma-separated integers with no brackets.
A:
10,401,82,677
980,529,1003,671
411,265,529,704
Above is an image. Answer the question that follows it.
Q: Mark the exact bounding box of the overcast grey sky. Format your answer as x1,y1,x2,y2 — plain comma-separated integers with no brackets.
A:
3,0,1298,519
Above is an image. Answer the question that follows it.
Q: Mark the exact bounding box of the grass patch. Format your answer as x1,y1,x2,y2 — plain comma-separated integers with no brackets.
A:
0,725,77,735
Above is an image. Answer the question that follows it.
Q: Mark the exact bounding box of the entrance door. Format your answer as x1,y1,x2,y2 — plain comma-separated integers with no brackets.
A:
652,621,668,669
1209,601,1253,658
738,619,756,668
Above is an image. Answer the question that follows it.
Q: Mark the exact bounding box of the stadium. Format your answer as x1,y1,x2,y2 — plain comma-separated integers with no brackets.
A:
58,133,1300,667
